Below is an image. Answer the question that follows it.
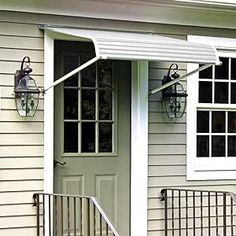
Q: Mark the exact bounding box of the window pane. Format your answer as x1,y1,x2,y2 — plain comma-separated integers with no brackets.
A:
81,90,95,120
231,58,236,80
214,82,228,104
199,64,212,79
81,122,95,152
212,136,225,157
228,136,236,157
99,90,112,120
215,57,229,80
99,123,112,152
98,60,112,88
64,122,78,152
197,136,209,157
199,81,212,103
212,111,225,133
64,55,79,86
231,83,236,104
81,58,96,87
64,89,78,119
197,111,209,133
228,112,236,133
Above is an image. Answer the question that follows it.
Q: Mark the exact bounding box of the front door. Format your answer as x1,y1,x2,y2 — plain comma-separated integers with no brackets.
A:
54,41,131,236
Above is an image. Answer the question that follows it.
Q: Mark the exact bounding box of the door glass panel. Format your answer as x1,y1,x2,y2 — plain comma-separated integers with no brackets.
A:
214,82,228,104
199,81,212,103
64,55,79,86
228,112,236,133
81,90,96,120
64,89,78,119
197,111,209,133
228,136,236,156
98,61,112,88
212,136,225,157
231,58,236,80
99,123,112,152
231,83,236,104
81,122,95,152
199,65,212,79
197,135,209,157
212,111,225,133
99,90,112,120
215,57,229,80
81,59,96,87
64,122,78,152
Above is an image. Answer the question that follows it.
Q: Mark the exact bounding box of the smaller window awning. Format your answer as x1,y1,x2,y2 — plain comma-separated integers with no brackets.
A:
42,26,220,92
45,26,220,64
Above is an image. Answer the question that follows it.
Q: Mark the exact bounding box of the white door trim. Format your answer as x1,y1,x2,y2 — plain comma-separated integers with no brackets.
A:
43,32,149,236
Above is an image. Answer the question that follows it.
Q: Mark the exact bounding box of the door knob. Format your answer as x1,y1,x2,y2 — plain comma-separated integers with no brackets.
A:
54,160,67,168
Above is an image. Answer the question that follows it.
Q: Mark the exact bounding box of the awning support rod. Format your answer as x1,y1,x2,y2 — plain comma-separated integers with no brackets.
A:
150,64,213,94
43,56,100,93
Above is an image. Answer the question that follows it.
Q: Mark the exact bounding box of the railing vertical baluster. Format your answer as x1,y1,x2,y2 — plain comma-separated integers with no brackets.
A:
94,203,96,236
68,196,70,236
54,195,58,236
100,212,102,236
74,197,76,236
179,190,181,236
208,192,211,236
223,193,227,236
164,189,168,236
172,190,174,236
231,197,234,236
61,196,64,236
193,191,195,236
43,194,45,236
186,191,188,236
216,192,218,235
87,198,90,236
106,222,109,236
49,195,52,236
200,191,203,236
80,198,83,236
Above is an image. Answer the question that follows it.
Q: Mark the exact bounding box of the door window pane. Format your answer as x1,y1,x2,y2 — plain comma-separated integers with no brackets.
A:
98,61,112,88
99,90,112,120
81,122,95,152
231,83,236,104
99,123,112,152
212,111,225,133
81,90,95,120
199,81,212,103
228,136,236,156
197,111,209,133
197,136,209,157
64,56,79,86
228,112,236,133
64,89,78,119
231,58,236,80
199,65,212,79
64,122,78,152
212,136,225,157
81,60,96,87
215,57,229,80
214,82,228,104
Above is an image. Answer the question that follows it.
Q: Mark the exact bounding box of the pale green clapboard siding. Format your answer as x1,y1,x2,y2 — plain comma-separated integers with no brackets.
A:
148,56,236,235
0,15,44,236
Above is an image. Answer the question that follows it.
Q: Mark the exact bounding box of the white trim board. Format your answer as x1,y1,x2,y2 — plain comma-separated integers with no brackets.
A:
43,30,148,236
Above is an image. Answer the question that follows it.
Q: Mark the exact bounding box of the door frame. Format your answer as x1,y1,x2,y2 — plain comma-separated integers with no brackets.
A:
43,29,148,236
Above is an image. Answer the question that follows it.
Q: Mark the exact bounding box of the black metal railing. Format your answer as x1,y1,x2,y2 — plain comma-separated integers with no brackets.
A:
160,188,236,236
33,193,119,236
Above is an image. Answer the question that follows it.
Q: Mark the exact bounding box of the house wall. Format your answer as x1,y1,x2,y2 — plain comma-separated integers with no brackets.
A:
1,10,236,236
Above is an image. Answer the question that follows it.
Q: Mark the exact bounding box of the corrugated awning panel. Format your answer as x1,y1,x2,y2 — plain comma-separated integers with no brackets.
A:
45,27,220,64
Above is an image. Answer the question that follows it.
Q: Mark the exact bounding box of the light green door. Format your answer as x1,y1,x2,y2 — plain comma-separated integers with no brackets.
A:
54,41,131,236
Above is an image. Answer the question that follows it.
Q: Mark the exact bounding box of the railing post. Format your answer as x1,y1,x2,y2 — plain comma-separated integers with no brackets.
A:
160,189,168,236
33,194,40,236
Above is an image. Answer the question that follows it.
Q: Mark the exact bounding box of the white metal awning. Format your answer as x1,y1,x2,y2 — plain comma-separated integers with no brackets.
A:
42,26,220,92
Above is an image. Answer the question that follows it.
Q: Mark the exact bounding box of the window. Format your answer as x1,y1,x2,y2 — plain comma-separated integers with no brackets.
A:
63,56,115,154
187,36,236,180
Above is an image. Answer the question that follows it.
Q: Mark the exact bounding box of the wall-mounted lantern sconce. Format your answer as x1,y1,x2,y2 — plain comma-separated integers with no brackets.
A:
14,56,40,117
162,63,187,119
